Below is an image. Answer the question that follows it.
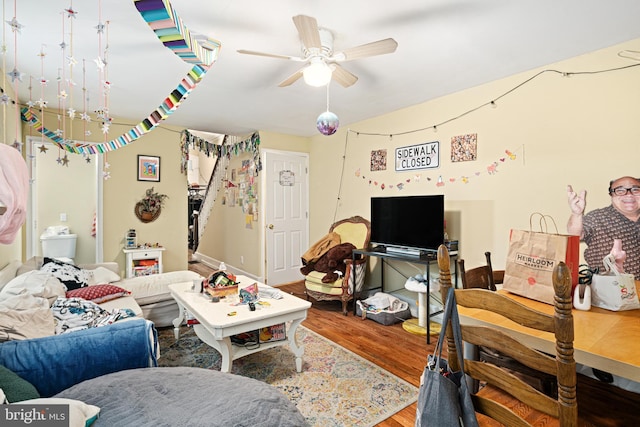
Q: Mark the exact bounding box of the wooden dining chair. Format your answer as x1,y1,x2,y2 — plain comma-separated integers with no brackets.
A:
457,252,497,291
457,252,558,397
439,244,577,427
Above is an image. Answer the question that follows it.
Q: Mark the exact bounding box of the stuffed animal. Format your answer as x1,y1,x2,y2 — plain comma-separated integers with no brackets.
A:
300,242,356,283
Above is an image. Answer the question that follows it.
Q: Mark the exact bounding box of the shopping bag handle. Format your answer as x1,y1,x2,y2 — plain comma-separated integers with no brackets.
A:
602,254,623,276
429,288,466,374
529,212,559,234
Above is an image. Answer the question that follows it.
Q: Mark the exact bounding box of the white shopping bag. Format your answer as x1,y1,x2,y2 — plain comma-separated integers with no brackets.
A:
591,254,640,311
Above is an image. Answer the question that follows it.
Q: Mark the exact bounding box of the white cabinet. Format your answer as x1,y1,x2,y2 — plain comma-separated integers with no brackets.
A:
123,247,165,278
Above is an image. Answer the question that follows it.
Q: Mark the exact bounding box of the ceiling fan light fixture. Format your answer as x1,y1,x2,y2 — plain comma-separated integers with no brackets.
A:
303,60,332,87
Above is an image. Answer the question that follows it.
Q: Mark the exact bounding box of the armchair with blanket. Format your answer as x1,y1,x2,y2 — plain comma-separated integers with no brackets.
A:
302,216,371,315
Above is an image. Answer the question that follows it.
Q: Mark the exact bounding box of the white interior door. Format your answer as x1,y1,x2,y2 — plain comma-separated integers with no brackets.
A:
263,150,308,285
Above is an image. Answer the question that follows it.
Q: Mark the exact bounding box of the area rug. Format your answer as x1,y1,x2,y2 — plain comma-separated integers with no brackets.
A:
157,325,418,427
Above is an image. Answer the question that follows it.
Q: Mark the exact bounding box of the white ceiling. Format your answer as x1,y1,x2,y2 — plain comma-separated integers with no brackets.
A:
5,1,640,138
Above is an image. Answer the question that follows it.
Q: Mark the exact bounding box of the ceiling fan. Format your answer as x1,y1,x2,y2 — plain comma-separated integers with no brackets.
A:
237,15,398,88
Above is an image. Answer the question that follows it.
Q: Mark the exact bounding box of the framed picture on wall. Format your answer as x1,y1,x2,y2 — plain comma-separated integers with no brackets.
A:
137,155,161,182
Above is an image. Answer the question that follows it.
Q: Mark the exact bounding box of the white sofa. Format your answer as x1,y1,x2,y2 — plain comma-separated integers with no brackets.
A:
0,257,203,328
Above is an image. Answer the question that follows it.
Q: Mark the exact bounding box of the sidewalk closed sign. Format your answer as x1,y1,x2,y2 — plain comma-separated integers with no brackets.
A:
395,141,439,171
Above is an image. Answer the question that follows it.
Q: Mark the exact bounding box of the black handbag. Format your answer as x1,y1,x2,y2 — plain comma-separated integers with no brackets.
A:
415,287,478,427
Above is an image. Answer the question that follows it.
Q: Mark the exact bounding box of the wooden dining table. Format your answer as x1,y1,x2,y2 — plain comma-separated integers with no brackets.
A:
456,288,640,383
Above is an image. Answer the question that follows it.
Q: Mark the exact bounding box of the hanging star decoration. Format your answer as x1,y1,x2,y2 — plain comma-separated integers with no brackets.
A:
95,109,108,121
40,77,49,86
103,170,111,180
95,22,105,33
21,0,221,156
54,129,63,136
11,140,23,151
56,157,63,165
26,100,36,108
85,130,92,136
0,94,11,105
85,156,91,164
94,57,106,70
66,56,77,67
36,99,48,108
104,161,110,169
59,41,67,50
67,108,76,119
8,68,24,82
64,7,78,19
101,122,110,134
61,155,70,166
80,112,91,122
6,17,23,33
39,144,49,153
58,90,68,99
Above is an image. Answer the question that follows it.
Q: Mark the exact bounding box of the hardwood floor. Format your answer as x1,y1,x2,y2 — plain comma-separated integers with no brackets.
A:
187,259,634,427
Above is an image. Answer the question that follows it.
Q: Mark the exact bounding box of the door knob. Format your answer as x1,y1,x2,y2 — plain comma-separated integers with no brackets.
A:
268,224,274,229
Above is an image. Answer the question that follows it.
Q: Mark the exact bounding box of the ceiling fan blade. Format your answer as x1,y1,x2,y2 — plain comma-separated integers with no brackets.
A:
278,68,304,87
292,15,321,51
335,38,398,61
331,64,358,88
237,49,301,61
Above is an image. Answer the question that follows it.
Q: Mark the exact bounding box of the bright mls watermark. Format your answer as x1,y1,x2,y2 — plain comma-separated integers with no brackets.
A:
1,404,69,426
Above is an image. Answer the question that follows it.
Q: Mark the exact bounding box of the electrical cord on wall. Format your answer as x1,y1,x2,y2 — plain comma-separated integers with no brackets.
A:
332,131,351,224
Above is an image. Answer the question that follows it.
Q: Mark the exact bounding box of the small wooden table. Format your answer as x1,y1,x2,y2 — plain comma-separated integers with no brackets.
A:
457,289,640,382
169,275,311,373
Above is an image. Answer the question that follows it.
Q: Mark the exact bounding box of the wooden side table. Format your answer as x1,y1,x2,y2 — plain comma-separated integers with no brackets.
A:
123,247,165,278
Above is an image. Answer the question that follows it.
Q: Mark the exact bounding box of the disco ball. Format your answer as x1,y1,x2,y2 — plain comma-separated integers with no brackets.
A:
316,111,339,136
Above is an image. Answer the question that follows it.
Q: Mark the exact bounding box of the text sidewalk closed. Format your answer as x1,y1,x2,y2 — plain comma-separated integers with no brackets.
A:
395,141,439,171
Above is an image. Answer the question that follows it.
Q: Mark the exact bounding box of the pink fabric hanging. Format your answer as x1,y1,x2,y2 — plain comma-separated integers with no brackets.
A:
0,143,29,244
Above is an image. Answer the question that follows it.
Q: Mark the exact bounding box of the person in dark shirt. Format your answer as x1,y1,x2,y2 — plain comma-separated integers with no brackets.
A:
567,176,640,279
567,176,640,392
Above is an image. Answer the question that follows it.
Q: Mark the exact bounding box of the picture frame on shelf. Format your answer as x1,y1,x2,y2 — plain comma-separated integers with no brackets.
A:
137,155,161,182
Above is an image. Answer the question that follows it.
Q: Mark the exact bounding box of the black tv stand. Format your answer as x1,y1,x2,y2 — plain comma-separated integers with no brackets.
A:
351,247,458,344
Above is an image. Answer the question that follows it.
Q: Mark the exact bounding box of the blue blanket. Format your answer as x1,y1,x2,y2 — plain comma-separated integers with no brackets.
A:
0,318,158,397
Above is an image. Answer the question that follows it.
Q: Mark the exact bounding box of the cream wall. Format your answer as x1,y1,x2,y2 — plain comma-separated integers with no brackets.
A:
196,131,309,278
98,121,188,276
20,110,188,275
307,38,640,289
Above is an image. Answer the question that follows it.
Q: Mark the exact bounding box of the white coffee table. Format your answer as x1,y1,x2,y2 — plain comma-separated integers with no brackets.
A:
169,275,311,373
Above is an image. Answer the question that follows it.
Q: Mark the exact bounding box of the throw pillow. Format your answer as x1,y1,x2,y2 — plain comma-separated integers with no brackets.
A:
10,397,100,427
66,284,131,304
40,258,90,291
87,266,121,285
0,365,40,402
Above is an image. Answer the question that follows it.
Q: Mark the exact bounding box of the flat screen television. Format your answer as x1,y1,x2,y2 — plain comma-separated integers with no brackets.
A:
370,195,444,255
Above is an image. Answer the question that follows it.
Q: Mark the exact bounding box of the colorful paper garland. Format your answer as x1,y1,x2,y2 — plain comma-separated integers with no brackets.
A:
357,147,521,190
21,0,221,155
